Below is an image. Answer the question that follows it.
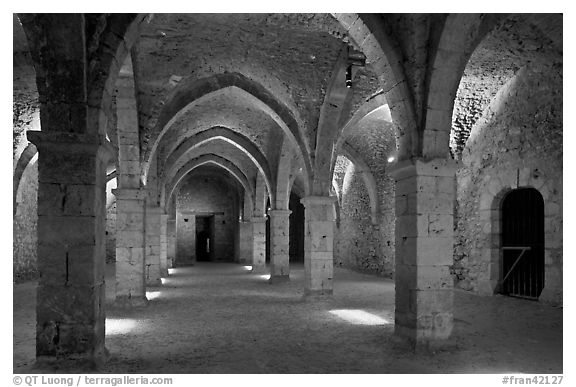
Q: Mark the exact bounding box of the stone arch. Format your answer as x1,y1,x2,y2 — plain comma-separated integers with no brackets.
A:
144,73,312,188
86,14,149,137
331,13,417,159
423,14,503,158
162,127,274,206
254,172,268,218
331,97,393,180
340,143,380,225
166,154,254,213
335,94,391,152
475,170,556,300
114,54,143,189
312,46,352,196
13,143,38,215
275,140,298,211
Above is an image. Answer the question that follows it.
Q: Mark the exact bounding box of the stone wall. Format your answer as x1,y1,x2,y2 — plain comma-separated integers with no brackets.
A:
106,201,117,263
176,174,238,262
334,162,395,277
454,64,562,302
333,117,396,277
13,160,38,281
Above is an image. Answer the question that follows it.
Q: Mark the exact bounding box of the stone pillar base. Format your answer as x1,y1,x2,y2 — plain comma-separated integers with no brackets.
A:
390,330,456,354
251,217,267,271
269,209,291,279
250,264,267,274
302,289,334,301
301,196,336,296
391,158,457,347
539,286,563,305
35,346,109,371
268,274,290,284
477,279,498,296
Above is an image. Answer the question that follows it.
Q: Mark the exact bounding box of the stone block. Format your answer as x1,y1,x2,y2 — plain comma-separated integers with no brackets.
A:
396,236,454,266
410,289,454,316
396,214,429,238
116,230,144,248
37,183,66,216
407,192,454,215
396,264,453,290
67,246,102,285
37,284,100,324
37,245,67,284
38,216,97,248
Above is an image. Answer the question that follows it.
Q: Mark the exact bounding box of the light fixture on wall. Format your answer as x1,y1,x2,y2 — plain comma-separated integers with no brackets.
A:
345,48,366,89
345,65,352,88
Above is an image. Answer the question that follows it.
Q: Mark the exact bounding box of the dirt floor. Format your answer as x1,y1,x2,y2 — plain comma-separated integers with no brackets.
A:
13,262,563,373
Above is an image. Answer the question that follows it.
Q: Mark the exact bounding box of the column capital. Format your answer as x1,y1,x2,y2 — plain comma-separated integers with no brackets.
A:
300,195,337,207
389,157,460,181
27,130,115,161
268,209,292,217
112,188,147,200
251,216,267,223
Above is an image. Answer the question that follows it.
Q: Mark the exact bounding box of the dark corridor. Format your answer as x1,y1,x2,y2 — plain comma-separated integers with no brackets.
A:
196,216,214,262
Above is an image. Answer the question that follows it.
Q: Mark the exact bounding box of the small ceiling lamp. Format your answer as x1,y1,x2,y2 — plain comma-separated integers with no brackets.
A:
345,65,352,88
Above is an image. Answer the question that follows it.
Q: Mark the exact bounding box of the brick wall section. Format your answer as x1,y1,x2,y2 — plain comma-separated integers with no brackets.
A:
451,14,562,159
13,160,38,281
334,120,396,277
176,173,239,262
335,164,384,273
454,64,562,298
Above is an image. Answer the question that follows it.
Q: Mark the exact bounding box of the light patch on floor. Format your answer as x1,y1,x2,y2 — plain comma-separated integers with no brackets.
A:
329,309,390,325
243,265,252,271
106,319,140,335
259,274,271,280
146,291,161,300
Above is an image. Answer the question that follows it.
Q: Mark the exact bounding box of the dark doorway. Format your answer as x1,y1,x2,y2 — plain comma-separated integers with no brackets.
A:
289,192,305,262
196,216,214,262
500,188,545,299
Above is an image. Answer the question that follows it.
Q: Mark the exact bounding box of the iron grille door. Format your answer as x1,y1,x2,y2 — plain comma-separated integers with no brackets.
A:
501,188,545,299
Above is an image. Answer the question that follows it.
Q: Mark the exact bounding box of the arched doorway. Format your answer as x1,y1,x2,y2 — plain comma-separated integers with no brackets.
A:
196,215,215,262
500,188,545,299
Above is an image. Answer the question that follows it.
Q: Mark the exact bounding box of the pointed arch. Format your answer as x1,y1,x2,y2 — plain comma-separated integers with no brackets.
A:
144,73,312,189
162,126,274,206
340,143,380,225
166,154,254,213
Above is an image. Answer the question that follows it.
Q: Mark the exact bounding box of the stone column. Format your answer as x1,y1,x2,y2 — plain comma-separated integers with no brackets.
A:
251,217,267,273
269,209,291,282
301,196,337,296
391,158,456,349
112,188,147,306
160,214,169,277
28,131,110,364
238,220,253,265
167,218,176,268
145,206,162,286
